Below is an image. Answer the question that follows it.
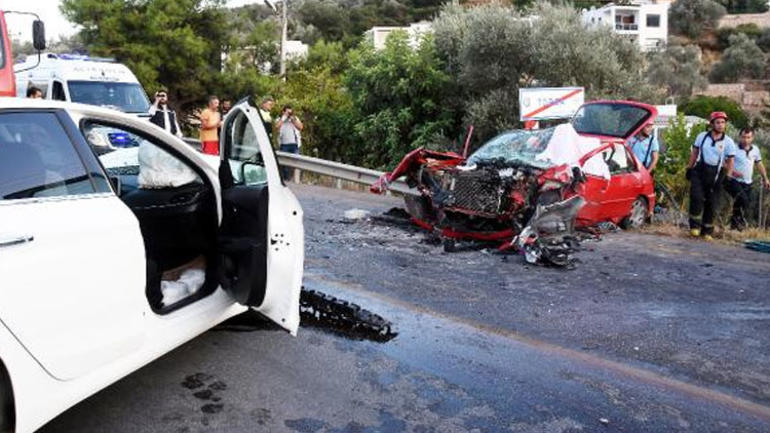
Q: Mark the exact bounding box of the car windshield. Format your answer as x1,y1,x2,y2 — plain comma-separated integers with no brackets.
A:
467,128,556,168
68,81,150,113
571,103,651,139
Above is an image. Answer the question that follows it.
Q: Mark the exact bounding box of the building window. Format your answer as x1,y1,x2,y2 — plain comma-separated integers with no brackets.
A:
647,14,660,28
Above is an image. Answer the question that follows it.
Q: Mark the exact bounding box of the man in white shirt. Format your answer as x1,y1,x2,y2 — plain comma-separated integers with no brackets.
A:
726,127,770,231
148,90,183,138
276,105,303,181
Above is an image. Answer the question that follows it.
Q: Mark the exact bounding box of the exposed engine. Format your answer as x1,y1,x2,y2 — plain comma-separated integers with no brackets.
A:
411,160,545,233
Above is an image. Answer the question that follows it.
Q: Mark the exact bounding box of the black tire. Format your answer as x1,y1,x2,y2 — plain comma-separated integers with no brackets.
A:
0,361,14,433
443,238,456,253
621,197,647,229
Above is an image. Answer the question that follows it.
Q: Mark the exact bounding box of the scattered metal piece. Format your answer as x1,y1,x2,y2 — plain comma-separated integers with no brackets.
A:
300,288,398,343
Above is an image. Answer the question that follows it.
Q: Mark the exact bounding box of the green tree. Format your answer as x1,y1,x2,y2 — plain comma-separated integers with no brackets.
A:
297,0,351,43
709,33,766,82
432,3,660,146
344,32,453,168
714,0,768,13
716,23,762,50
302,39,348,74
669,0,726,39
659,113,706,209
647,44,707,103
60,0,231,111
282,66,356,160
757,27,770,53
681,95,749,128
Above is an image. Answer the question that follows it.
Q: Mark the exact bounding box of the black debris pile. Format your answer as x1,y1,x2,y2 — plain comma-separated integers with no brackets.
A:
300,288,398,343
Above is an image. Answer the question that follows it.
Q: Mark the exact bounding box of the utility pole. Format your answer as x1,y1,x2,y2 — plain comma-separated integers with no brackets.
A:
279,0,287,79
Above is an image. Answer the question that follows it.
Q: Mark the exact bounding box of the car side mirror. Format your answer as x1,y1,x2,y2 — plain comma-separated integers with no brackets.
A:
32,20,46,51
109,175,122,196
240,161,267,186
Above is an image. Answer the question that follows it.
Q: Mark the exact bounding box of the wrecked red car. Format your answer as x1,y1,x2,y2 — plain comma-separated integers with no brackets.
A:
371,101,657,247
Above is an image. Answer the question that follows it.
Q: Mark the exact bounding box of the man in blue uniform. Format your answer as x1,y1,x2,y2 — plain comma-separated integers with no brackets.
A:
685,111,736,240
726,127,770,231
628,120,659,172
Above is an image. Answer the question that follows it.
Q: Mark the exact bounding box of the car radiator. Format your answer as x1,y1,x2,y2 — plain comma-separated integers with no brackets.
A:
446,170,509,214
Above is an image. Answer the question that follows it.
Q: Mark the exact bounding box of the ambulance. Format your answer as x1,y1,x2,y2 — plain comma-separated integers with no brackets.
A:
14,53,151,117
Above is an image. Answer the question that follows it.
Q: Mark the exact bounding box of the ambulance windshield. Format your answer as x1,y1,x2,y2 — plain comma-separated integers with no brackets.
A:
68,81,150,114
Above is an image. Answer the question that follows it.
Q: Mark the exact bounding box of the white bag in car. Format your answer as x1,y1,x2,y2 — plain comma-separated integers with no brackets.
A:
138,142,198,188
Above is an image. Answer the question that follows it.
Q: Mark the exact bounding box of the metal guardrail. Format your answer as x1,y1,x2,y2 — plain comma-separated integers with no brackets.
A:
276,151,416,195
181,137,415,195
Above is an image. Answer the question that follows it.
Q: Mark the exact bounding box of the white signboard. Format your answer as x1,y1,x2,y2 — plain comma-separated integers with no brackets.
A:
654,104,677,126
519,87,585,121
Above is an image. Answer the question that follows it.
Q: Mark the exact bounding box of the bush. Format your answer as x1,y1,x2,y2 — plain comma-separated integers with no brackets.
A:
758,28,770,53
709,33,766,82
669,0,727,39
658,114,707,209
681,95,750,128
715,0,769,13
716,23,762,50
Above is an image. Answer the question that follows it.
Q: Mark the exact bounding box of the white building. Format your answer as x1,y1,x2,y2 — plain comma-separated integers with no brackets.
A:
364,22,432,50
582,2,669,52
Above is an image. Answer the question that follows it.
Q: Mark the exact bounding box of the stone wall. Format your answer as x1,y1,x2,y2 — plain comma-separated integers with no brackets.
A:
694,83,769,116
718,12,770,28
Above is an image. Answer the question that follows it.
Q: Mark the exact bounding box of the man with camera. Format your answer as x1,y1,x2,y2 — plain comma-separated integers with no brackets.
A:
148,89,183,138
276,104,303,180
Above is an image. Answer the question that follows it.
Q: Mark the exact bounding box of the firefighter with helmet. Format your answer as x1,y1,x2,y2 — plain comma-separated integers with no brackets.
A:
685,111,737,241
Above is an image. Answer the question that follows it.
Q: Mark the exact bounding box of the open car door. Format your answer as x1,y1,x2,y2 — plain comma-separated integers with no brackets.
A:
217,100,304,335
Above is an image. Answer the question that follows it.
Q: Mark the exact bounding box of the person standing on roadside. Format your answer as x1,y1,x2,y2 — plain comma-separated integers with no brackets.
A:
628,120,659,172
218,99,232,137
276,104,303,180
257,96,274,138
221,99,232,117
199,95,222,155
148,90,183,138
685,111,736,241
725,127,770,231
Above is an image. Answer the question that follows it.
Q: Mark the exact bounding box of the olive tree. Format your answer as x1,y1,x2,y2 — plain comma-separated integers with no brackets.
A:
647,44,708,102
710,33,767,82
669,0,726,39
432,2,660,146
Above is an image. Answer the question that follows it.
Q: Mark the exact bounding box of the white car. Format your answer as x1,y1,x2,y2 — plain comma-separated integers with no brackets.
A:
0,98,304,433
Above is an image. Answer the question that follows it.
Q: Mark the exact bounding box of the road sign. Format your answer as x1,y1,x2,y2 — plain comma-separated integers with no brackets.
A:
519,87,584,121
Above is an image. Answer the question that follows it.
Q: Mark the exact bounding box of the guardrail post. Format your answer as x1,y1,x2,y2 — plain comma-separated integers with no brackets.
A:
293,167,301,184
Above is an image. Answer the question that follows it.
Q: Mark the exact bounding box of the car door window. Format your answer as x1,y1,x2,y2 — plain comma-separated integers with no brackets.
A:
52,81,66,101
603,143,633,175
83,122,201,189
223,109,268,186
0,111,100,200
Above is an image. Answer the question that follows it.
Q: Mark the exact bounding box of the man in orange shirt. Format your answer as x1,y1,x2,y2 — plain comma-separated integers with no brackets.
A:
199,95,222,155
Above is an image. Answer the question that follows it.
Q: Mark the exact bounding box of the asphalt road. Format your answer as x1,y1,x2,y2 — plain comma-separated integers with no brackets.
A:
40,183,770,432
